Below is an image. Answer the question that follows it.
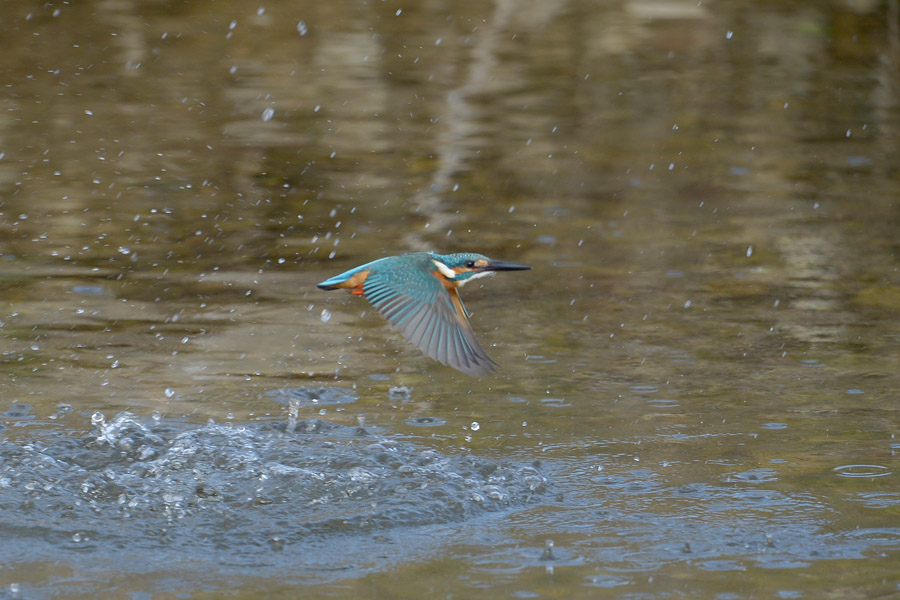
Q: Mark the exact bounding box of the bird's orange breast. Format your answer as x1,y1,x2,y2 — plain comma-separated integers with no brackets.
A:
430,268,459,290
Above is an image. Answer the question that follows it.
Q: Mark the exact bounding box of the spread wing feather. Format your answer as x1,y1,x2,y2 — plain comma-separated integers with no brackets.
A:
362,267,497,376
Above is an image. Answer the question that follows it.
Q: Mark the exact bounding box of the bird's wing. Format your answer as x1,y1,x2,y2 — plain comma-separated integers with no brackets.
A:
362,268,498,376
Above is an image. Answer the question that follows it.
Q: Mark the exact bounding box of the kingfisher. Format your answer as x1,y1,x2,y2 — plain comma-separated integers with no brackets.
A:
317,252,531,376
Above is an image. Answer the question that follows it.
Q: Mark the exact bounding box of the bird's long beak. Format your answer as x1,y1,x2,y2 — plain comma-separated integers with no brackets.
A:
484,259,532,271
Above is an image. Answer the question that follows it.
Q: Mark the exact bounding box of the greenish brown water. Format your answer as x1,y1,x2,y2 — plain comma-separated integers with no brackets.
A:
1,0,899,598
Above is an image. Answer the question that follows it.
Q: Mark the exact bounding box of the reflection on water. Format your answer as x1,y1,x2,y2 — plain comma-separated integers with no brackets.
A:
2,0,900,597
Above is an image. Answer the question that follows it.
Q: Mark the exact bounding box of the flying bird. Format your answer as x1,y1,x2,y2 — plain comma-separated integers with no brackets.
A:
317,252,531,375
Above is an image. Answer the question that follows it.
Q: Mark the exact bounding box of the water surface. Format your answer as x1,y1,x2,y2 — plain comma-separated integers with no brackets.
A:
1,0,899,598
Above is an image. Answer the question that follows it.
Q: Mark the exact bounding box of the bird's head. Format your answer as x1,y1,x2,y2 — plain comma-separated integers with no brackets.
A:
429,252,531,286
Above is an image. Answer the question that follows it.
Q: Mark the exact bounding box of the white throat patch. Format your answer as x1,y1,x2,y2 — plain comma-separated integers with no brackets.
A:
456,270,494,287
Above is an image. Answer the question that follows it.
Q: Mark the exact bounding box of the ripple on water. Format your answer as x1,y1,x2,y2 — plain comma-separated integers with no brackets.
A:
833,464,891,478
524,355,556,364
2,403,34,420
540,398,571,407
406,416,447,427
584,574,632,588
849,493,900,509
726,468,780,483
696,559,747,572
266,385,359,406
629,385,658,394
646,398,680,408
71,284,107,296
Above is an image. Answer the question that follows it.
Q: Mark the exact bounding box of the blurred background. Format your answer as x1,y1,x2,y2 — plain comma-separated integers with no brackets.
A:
1,0,898,598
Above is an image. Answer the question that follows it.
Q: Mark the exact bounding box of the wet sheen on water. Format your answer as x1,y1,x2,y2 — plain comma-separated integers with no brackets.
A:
1,0,899,598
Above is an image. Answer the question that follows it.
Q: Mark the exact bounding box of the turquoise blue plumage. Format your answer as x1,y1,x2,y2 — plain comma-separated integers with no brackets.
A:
317,252,531,376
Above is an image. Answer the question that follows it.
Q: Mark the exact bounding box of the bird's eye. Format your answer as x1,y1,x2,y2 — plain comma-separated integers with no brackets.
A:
465,261,476,268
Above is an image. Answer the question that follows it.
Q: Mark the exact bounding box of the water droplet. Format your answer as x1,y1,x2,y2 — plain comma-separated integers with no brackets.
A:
746,245,753,257
165,388,175,398
725,30,733,39
297,20,307,35
261,107,274,122
683,300,692,309
320,309,331,323
270,536,286,550
471,421,480,431
389,386,410,399
541,539,555,560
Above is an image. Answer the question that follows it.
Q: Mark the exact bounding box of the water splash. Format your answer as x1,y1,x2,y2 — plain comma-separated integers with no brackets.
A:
0,411,549,584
